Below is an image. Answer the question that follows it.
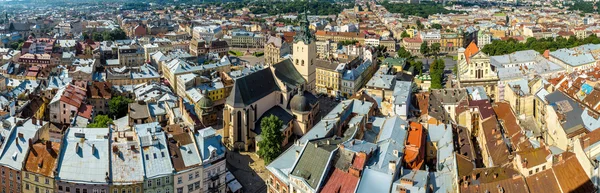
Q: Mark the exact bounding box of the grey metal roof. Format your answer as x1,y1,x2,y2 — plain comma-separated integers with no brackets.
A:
134,122,173,179
57,127,110,184
393,81,412,105
545,91,585,135
550,48,596,67
272,59,306,89
0,118,39,171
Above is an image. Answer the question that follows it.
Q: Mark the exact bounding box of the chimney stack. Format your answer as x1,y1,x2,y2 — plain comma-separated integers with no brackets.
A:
388,160,397,175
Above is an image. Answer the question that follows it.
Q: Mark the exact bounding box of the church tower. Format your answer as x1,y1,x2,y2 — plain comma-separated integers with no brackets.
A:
292,9,317,92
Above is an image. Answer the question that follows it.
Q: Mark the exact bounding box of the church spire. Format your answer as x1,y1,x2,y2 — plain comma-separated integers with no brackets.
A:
294,5,314,44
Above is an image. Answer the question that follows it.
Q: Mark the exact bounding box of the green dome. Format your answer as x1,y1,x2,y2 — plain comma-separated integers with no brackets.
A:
198,96,213,108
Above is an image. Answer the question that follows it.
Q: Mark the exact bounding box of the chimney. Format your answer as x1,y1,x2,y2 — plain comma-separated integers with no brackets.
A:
76,142,80,153
18,132,24,139
472,173,478,180
92,144,96,154
31,117,36,125
38,160,44,168
558,154,563,162
463,181,469,188
295,150,300,158
46,141,52,152
388,160,397,175
493,173,498,179
38,119,42,126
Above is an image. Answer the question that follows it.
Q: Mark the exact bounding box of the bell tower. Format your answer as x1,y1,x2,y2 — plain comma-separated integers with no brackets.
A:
292,8,316,92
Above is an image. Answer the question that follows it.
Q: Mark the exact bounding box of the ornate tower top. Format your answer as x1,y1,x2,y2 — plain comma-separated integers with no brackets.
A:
294,6,314,44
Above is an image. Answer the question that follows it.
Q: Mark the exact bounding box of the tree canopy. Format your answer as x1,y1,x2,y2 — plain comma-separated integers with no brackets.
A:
89,28,128,42
87,115,113,128
257,115,284,164
481,35,600,56
429,58,445,89
381,1,462,18
420,41,429,56
108,95,134,119
397,46,413,59
224,0,356,16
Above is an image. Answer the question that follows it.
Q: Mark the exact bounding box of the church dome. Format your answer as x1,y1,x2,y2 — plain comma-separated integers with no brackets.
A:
290,92,313,112
198,96,213,109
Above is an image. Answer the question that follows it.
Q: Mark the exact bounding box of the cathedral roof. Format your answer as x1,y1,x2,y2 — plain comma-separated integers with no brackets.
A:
226,68,280,108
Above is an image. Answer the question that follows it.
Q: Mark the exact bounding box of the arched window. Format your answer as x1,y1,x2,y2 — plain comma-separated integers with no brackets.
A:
236,111,242,142
301,60,305,66
295,59,298,65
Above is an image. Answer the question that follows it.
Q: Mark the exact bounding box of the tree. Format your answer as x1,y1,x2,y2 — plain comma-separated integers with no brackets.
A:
431,23,442,29
109,95,134,119
92,32,103,41
257,115,283,164
82,33,90,40
429,58,445,89
401,30,410,38
412,60,424,76
420,41,429,57
416,20,424,30
397,46,412,59
430,43,441,58
87,115,113,128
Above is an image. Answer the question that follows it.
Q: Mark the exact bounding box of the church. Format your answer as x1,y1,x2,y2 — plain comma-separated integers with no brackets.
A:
456,41,499,100
222,13,320,151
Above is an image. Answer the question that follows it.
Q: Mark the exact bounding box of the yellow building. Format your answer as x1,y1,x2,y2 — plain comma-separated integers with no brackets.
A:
265,36,291,65
315,30,366,45
22,141,61,193
315,60,343,96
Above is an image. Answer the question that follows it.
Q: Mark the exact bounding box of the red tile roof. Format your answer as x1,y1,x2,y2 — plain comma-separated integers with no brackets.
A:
469,100,495,120
464,41,479,63
404,122,425,170
60,84,86,108
77,104,93,119
321,168,360,193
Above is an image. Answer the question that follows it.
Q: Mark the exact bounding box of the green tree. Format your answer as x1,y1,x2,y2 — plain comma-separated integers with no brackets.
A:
401,31,410,38
83,33,90,40
420,41,429,57
257,115,283,164
430,43,441,58
429,58,445,89
416,20,424,30
397,46,412,59
412,60,423,76
109,95,134,119
92,32,103,41
431,23,442,29
87,115,113,128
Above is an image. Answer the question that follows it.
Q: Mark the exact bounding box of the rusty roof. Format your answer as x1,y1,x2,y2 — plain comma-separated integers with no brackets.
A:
469,100,495,120
482,118,511,167
460,167,528,193
493,102,533,151
24,142,60,177
580,128,600,150
88,81,112,99
552,152,595,193
515,147,550,169
525,169,561,193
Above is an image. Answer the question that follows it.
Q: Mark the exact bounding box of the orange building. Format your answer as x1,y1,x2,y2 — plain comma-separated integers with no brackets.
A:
404,122,425,170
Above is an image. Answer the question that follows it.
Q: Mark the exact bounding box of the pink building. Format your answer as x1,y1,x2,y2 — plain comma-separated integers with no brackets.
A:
49,84,87,124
